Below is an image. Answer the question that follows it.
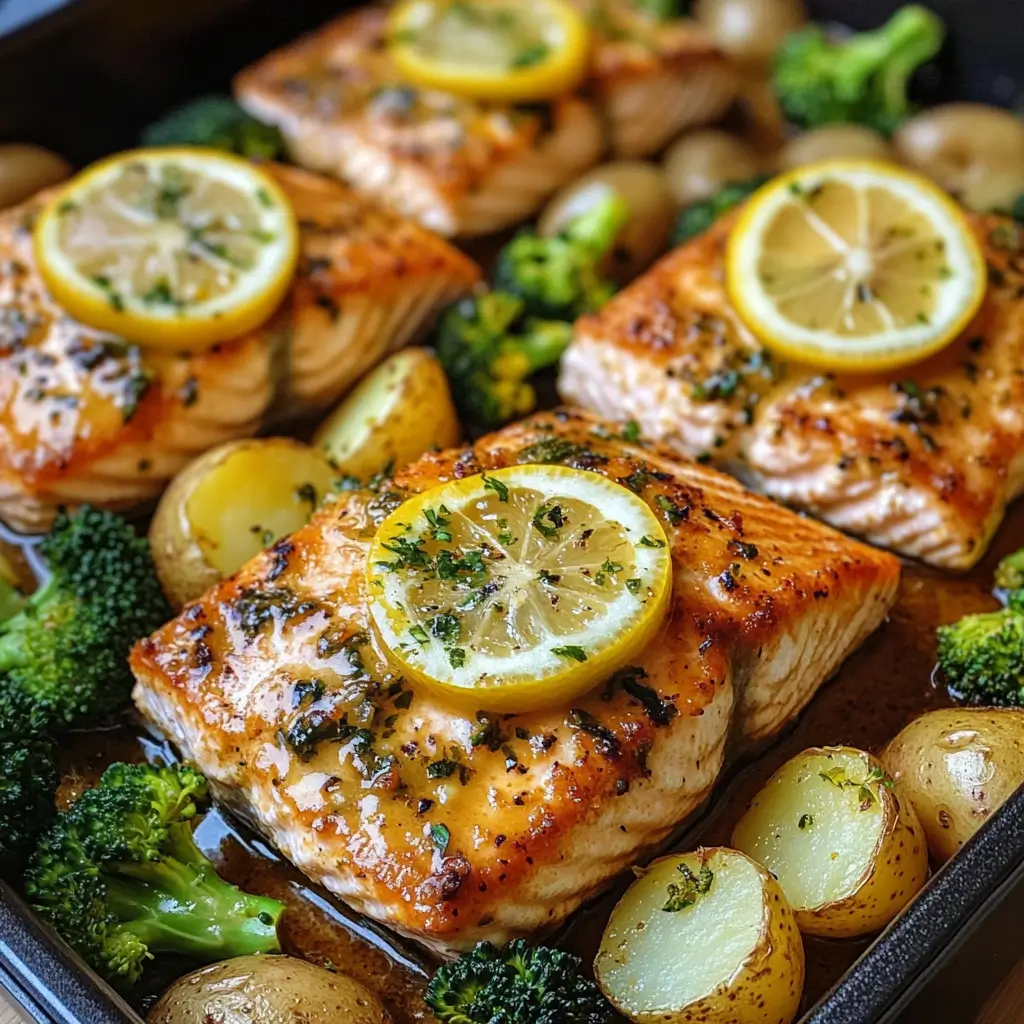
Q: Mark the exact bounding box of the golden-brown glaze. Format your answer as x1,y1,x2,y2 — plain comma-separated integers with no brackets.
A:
131,409,899,955
560,214,1024,569
234,8,604,238
0,165,478,531
577,0,738,157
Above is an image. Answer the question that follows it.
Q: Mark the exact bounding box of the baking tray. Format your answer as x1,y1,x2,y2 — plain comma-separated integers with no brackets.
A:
0,1,1022,1022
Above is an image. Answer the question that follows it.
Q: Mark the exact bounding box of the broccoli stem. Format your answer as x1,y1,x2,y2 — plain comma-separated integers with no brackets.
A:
0,577,25,625
104,823,282,961
0,576,58,670
563,195,631,257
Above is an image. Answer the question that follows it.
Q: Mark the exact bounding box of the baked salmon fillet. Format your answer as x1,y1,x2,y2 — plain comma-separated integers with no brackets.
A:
560,215,1024,570
0,164,477,531
234,8,604,238
130,409,899,954
577,0,738,158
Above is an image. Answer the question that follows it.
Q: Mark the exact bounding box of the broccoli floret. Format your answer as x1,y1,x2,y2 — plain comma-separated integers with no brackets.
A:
0,680,57,876
936,608,1024,706
427,940,615,1024
995,547,1024,593
773,5,945,136
673,176,769,246
0,507,171,729
142,95,284,159
493,195,629,320
435,291,573,429
632,0,690,18
25,762,284,988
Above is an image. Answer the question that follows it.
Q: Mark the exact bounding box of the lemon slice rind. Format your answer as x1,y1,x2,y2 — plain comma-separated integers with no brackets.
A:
34,147,299,351
366,464,673,713
726,160,987,373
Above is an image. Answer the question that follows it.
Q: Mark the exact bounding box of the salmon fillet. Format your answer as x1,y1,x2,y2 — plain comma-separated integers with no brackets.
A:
560,214,1024,570
130,409,899,954
0,165,478,532
234,8,604,238
577,0,738,158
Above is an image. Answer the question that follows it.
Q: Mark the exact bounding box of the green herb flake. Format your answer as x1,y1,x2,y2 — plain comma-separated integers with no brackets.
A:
639,535,666,548
552,645,587,662
482,472,510,503
625,578,642,595
798,813,813,830
448,647,466,669
662,862,714,913
429,823,451,855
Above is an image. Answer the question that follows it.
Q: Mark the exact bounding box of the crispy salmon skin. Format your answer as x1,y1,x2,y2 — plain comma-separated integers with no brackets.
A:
0,164,477,531
560,214,1024,569
131,409,898,954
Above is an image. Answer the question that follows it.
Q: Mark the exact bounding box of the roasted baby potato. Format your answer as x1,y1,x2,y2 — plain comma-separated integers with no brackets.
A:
732,747,928,938
0,144,71,209
313,348,460,481
147,955,390,1024
662,130,762,208
595,848,804,1024
882,708,1024,863
776,125,893,170
150,438,335,608
537,162,675,283
894,103,1024,212
695,0,807,65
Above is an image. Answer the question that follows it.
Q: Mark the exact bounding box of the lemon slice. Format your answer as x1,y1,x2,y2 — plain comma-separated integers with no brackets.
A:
726,160,986,373
387,0,590,103
34,148,298,351
366,464,672,712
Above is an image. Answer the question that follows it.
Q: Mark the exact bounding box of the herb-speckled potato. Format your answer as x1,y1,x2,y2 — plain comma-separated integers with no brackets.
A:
882,708,1024,863
313,348,460,481
595,848,804,1024
147,955,391,1024
732,747,929,938
149,438,335,609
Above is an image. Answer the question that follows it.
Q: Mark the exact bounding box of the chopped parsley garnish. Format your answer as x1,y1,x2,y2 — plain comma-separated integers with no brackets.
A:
661,862,714,913
819,764,894,811
429,613,460,644
552,645,587,662
532,502,567,539
625,578,642,595
448,647,466,669
620,419,642,442
426,759,459,780
511,42,551,68
655,494,689,525
409,624,430,645
639,535,665,548
430,823,451,855
798,813,813,830
482,473,510,503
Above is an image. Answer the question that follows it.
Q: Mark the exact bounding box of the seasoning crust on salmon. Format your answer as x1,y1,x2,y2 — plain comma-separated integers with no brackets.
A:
234,8,605,238
0,164,478,531
560,214,1024,569
577,0,738,158
130,409,899,955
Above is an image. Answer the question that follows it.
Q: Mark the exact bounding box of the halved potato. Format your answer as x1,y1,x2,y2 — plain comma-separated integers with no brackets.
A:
595,848,804,1024
313,348,460,481
732,747,929,938
149,438,335,608
148,955,391,1024
882,708,1024,863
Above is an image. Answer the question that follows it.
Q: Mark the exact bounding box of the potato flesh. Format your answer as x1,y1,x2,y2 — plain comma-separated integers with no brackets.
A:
187,443,334,577
597,851,765,1014
732,750,883,910
314,348,459,480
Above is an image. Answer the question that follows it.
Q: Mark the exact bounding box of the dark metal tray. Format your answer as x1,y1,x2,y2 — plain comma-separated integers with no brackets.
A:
0,1,1022,1022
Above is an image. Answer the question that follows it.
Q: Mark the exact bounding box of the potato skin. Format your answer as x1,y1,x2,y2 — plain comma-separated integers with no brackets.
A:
149,438,334,609
148,955,390,1024
313,348,460,480
596,848,803,1024
882,708,1024,863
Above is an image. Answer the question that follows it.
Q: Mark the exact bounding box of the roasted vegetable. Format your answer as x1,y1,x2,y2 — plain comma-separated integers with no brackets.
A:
673,176,768,245
773,5,945,135
142,95,284,158
149,955,391,1024
0,507,170,729
493,194,629,320
731,747,928,938
0,681,57,876
435,291,573,429
995,546,1024,605
882,708,1024,863
936,608,1024,706
595,848,804,1023
427,939,615,1024
25,762,284,988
